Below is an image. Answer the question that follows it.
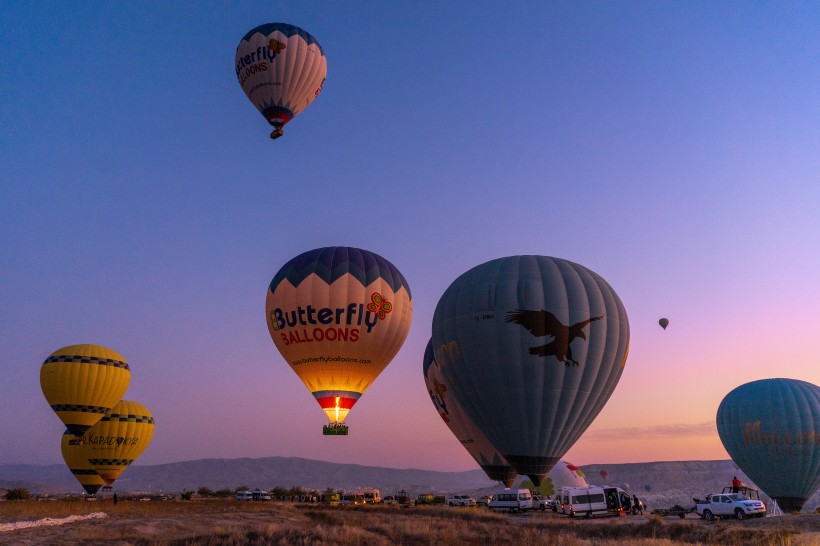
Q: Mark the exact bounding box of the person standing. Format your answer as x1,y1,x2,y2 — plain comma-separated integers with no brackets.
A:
113,493,118,505
732,476,741,493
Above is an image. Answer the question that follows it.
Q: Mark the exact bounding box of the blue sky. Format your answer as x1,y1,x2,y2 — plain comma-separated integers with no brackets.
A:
2,2,819,470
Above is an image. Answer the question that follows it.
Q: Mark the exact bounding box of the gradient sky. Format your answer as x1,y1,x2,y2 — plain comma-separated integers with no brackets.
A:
2,2,819,472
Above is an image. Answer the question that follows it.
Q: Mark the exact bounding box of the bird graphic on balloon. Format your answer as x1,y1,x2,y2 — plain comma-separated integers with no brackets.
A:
505,310,603,367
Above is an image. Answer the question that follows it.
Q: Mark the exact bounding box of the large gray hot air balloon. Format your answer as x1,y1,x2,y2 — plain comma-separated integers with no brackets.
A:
423,339,516,487
432,256,630,485
716,378,820,513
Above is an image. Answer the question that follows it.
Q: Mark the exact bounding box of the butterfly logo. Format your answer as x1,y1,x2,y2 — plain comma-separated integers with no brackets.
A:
367,292,392,319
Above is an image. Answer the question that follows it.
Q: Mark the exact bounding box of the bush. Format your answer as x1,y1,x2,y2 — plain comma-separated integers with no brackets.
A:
4,488,31,500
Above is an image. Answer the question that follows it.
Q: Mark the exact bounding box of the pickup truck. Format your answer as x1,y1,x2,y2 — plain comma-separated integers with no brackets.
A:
694,493,766,520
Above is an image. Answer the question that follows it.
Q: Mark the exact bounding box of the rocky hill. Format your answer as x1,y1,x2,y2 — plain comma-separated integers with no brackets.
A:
2,457,818,512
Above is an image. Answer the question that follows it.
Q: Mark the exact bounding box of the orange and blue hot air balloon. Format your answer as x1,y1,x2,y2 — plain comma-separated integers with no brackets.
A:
266,247,412,434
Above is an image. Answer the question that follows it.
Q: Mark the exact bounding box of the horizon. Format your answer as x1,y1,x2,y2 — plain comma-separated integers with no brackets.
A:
2,2,818,475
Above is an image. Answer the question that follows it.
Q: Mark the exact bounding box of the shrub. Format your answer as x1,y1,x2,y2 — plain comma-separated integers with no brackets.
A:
4,488,31,500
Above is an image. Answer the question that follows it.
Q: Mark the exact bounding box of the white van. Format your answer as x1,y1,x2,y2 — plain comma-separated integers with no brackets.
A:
488,488,533,512
235,490,254,501
563,486,629,518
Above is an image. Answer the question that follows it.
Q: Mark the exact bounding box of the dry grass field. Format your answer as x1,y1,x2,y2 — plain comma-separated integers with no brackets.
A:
0,500,817,546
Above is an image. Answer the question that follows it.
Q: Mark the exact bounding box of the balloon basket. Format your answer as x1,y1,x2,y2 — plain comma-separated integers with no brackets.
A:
323,423,349,436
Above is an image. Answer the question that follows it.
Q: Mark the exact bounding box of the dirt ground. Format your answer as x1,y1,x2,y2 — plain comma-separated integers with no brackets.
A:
1,501,817,546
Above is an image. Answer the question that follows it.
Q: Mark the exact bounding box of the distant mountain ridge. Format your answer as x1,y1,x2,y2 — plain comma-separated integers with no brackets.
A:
2,457,817,512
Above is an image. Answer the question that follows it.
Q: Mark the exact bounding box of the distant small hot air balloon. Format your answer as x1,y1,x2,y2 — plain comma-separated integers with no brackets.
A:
600,470,608,481
423,339,516,487
266,247,412,435
644,484,652,493
658,318,669,330
61,430,106,495
40,344,131,436
432,255,630,486
717,378,820,513
82,400,155,484
236,23,327,139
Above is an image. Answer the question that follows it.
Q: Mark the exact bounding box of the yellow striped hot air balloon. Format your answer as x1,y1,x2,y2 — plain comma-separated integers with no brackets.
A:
40,344,131,436
82,400,155,484
61,429,106,495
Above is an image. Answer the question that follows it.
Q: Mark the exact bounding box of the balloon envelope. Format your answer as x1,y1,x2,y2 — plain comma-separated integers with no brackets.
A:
644,484,652,492
717,378,820,512
432,256,630,484
423,339,516,487
520,460,589,496
658,318,669,330
40,344,131,436
76,400,155,484
61,430,106,495
236,23,327,138
266,247,412,427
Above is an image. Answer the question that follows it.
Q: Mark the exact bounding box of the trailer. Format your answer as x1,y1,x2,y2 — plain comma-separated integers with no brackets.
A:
650,504,692,519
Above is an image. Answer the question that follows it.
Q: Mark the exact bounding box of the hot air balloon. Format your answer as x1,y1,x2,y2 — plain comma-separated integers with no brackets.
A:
658,318,669,330
716,378,820,513
423,339,516,487
80,400,155,484
40,344,131,436
644,484,652,493
432,255,630,485
61,430,106,495
519,460,589,497
266,247,412,435
600,470,609,481
236,23,327,139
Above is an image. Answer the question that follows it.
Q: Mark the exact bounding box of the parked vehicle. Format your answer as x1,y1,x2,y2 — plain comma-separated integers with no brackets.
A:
562,486,630,518
251,490,272,501
339,492,365,505
382,495,396,506
694,493,766,521
476,495,491,507
532,494,552,511
394,489,414,507
446,494,477,507
416,493,446,506
235,491,254,501
488,488,532,512
361,489,381,504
